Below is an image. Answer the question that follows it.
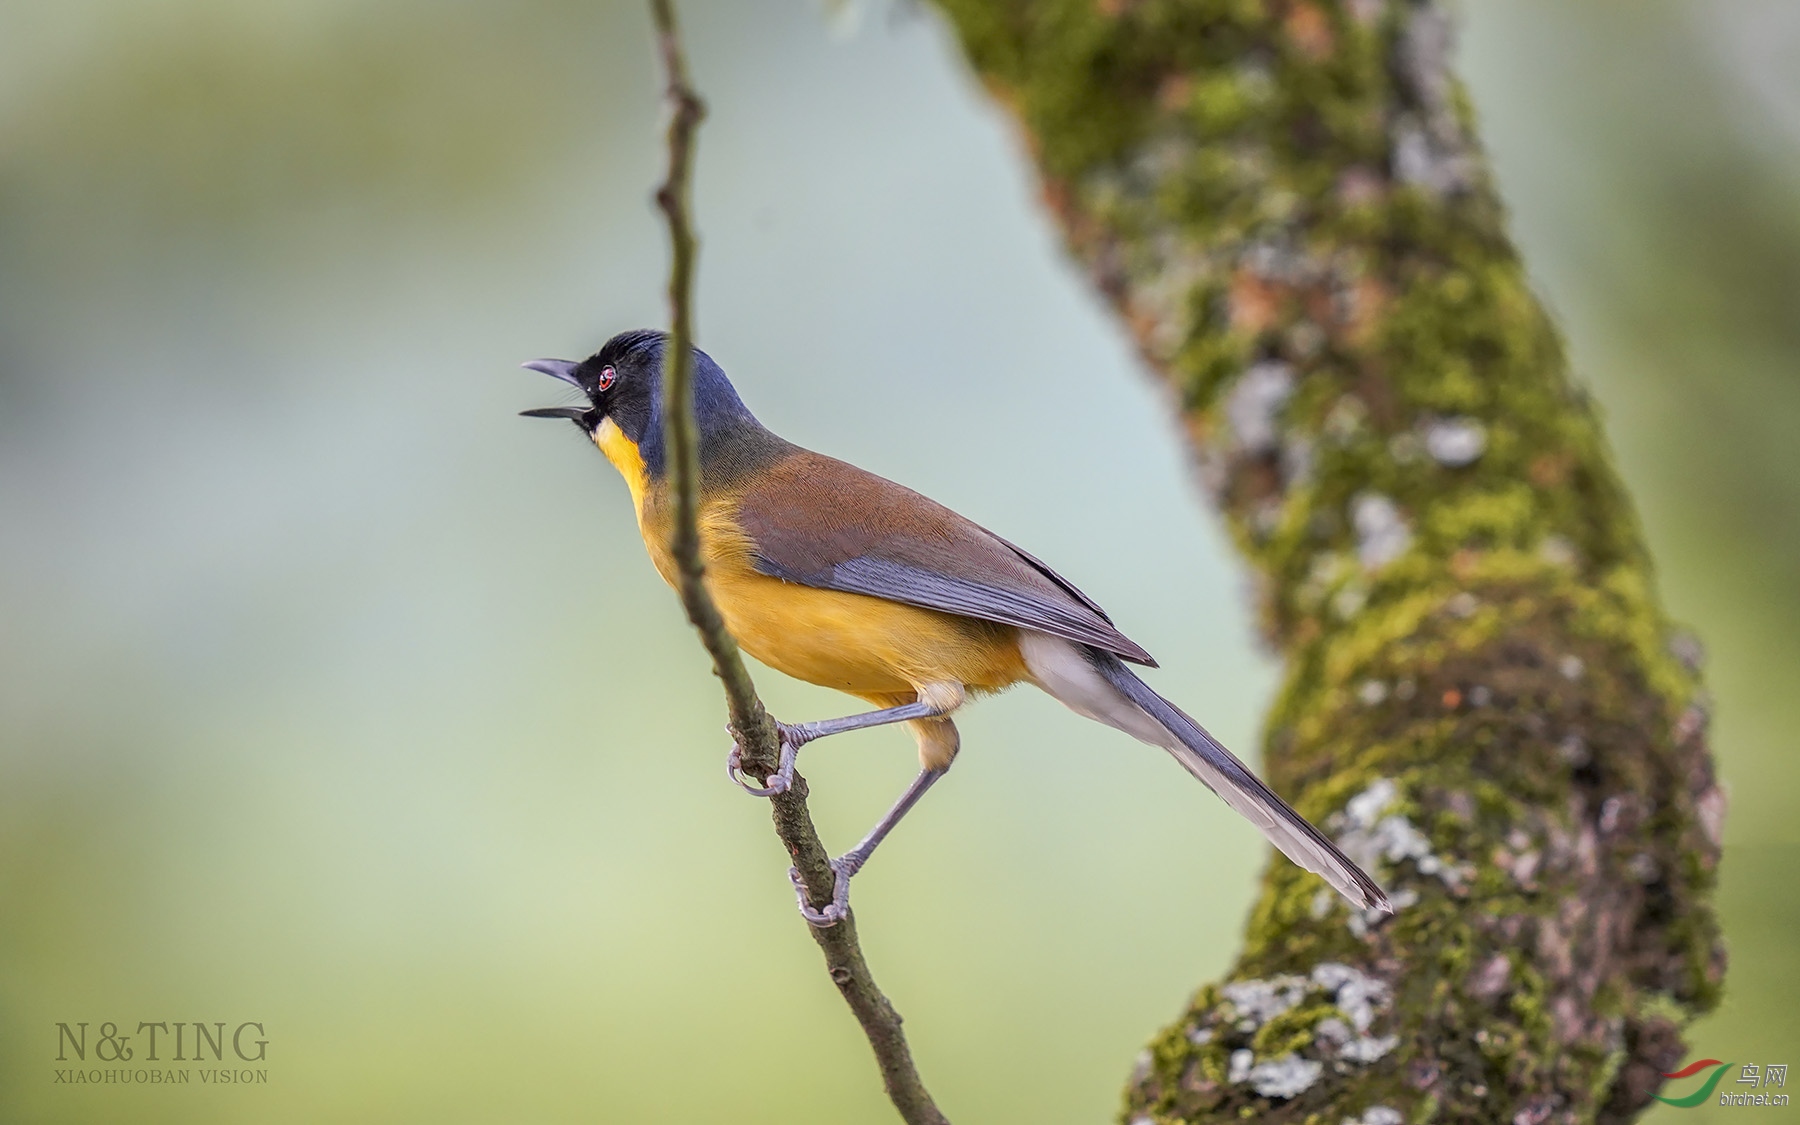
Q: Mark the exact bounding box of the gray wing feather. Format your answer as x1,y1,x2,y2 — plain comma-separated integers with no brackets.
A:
762,555,1154,663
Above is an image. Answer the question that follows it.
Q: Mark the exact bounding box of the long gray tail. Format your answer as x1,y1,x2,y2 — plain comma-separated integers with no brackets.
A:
1089,648,1391,914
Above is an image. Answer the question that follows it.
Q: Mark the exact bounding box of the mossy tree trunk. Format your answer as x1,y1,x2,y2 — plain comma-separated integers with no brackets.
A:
929,3,1726,1123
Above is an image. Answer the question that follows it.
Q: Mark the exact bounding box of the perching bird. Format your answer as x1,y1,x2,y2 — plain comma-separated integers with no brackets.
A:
523,330,1389,925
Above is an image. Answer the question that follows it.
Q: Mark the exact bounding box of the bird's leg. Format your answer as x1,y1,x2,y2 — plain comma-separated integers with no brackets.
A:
786,699,945,742
725,698,944,797
790,766,946,928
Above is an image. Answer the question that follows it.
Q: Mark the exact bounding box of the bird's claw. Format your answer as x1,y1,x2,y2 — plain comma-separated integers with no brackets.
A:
725,716,878,927
789,857,856,928
725,723,802,797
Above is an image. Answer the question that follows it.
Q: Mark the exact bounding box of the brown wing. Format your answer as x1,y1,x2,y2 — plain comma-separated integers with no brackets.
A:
734,448,1156,666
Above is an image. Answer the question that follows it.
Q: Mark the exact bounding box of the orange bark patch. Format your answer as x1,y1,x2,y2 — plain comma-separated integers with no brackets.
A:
1284,3,1335,61
1157,73,1193,113
1039,175,1098,248
1229,268,1285,335
1126,306,1164,351
1303,287,1336,332
1530,451,1574,488
1341,276,1391,347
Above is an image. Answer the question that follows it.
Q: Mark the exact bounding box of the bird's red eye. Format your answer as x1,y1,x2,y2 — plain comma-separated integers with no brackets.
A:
596,366,617,392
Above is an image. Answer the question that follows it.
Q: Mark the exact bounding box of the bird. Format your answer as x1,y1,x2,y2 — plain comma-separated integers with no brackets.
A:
522,329,1389,926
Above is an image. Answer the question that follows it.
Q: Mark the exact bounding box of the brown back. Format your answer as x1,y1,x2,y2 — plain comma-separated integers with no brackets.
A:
733,448,1155,665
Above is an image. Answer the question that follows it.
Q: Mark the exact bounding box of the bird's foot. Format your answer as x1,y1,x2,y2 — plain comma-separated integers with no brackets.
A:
788,853,866,928
725,721,806,797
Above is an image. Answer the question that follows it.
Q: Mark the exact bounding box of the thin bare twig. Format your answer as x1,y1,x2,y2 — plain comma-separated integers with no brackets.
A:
645,3,949,1122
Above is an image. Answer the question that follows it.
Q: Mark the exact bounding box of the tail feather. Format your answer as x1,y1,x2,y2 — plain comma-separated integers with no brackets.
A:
1087,650,1391,914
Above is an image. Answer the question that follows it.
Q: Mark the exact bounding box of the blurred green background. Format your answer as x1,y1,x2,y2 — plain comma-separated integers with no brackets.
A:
0,1,1793,1121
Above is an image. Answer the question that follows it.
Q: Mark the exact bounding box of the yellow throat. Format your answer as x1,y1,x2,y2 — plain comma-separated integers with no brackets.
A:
593,417,650,518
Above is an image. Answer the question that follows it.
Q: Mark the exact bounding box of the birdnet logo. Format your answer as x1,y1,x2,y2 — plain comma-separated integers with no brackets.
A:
1656,1058,1789,1108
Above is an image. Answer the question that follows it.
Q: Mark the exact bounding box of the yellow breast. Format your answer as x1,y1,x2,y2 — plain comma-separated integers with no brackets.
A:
593,425,1027,700
702,541,1028,699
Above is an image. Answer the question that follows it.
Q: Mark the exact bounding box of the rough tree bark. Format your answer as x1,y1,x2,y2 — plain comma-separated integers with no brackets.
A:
928,3,1726,1123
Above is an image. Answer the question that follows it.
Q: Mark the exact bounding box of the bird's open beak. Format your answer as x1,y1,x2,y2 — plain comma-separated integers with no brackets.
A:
519,406,590,421
519,358,591,423
522,358,581,386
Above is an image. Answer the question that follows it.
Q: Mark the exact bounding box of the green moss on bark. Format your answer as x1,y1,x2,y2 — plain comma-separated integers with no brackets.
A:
930,2,1725,1123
